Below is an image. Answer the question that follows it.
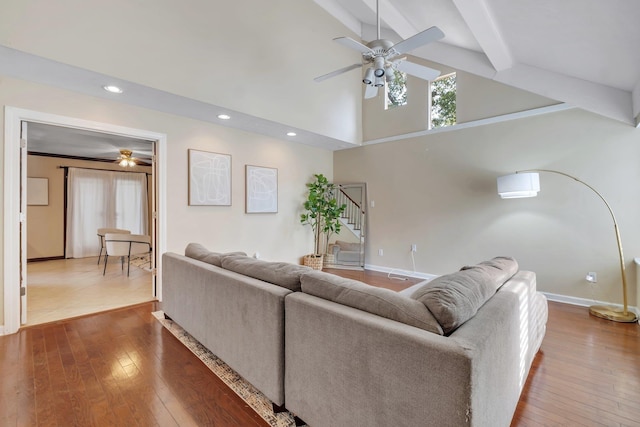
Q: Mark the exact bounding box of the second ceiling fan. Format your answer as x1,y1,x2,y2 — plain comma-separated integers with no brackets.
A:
315,0,444,99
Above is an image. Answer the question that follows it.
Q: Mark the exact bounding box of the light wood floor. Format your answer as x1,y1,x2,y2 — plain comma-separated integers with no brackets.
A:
26,257,155,326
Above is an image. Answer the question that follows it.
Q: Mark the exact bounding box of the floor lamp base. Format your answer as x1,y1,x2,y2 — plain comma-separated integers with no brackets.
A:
589,305,638,323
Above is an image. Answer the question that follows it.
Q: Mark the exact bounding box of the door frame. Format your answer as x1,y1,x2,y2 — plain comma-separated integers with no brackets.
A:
3,106,167,335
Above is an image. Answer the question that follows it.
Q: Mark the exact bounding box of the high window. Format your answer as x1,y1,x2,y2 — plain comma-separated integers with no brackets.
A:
385,69,408,109
384,70,457,129
430,72,456,128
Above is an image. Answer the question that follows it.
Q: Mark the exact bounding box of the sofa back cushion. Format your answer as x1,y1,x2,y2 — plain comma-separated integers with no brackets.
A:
184,243,246,267
410,257,519,334
221,255,310,292
301,270,444,335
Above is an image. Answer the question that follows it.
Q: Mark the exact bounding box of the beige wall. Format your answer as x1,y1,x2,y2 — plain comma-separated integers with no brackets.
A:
1,76,333,328
26,155,152,259
456,72,558,123
335,108,640,307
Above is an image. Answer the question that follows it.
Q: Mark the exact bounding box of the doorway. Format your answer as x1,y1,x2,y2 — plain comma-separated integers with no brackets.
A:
3,107,167,334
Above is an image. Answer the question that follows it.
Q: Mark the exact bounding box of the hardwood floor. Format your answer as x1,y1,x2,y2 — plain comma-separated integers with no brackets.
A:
1,268,638,426
0,302,267,427
27,257,155,326
512,302,640,427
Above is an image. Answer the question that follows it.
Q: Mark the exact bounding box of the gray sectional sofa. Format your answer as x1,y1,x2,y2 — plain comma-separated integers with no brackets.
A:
162,244,548,427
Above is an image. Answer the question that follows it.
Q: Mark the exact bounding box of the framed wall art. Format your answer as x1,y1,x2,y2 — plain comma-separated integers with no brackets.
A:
188,149,231,206
27,177,49,206
245,165,278,213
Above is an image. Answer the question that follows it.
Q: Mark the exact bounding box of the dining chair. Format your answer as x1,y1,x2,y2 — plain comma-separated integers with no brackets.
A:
103,233,151,276
97,228,131,264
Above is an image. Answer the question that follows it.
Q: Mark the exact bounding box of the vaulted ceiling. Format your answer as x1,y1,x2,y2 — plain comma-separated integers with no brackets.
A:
315,0,640,126
1,0,638,160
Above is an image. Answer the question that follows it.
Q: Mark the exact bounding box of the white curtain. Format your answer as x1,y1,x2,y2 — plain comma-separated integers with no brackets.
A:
66,168,149,258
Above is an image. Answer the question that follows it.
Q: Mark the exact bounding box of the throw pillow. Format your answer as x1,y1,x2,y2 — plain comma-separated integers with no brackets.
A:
411,257,519,334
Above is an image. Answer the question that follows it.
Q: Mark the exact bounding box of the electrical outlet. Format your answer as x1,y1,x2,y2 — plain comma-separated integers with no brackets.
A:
411,244,417,252
378,249,384,256
586,272,597,283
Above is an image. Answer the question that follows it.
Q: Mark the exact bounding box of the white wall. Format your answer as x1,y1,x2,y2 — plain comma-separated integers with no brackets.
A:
0,0,362,144
1,76,333,328
335,108,640,307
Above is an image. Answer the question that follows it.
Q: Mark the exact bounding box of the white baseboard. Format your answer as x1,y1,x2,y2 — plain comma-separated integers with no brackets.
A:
0,325,6,336
543,292,640,317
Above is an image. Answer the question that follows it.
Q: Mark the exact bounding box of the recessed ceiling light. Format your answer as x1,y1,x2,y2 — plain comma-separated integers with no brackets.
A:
217,114,231,120
287,132,297,137
102,85,123,94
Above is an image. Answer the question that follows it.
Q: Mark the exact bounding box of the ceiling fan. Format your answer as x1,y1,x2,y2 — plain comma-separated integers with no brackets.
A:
117,149,137,167
314,0,444,99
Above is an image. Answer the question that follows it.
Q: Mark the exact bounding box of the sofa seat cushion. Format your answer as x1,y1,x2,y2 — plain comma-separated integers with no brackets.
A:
184,243,246,267
301,270,443,335
411,257,519,334
221,255,310,292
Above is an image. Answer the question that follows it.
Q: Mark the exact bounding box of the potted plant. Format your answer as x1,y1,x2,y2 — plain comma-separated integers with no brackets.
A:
300,174,346,269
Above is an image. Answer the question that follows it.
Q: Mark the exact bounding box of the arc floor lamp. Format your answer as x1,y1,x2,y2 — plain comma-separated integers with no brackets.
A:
497,169,638,323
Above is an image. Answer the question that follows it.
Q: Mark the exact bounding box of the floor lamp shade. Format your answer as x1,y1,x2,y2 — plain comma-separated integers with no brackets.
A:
497,169,638,323
497,173,540,198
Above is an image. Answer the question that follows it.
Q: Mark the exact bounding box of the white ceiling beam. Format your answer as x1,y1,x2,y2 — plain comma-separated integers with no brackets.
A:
360,0,418,40
495,64,634,126
452,0,513,71
411,42,634,126
317,0,636,128
412,42,497,79
312,0,362,36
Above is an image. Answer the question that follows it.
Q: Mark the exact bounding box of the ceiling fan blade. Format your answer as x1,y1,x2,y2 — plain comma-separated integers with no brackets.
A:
364,84,378,99
395,60,441,81
334,37,373,54
314,63,362,83
392,26,445,55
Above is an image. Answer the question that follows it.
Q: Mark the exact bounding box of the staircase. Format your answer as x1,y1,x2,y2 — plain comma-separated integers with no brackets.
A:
336,189,364,239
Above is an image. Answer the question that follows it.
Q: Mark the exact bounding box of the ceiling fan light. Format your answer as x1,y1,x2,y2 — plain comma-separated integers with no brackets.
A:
363,67,374,85
119,159,128,167
373,57,385,77
128,159,136,167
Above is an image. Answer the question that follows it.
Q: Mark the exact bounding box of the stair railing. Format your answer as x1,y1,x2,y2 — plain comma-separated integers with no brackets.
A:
336,189,364,233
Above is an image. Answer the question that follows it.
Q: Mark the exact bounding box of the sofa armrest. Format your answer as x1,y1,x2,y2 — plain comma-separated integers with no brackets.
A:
449,270,547,427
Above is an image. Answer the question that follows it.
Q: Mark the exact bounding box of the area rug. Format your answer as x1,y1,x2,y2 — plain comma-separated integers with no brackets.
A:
152,311,302,427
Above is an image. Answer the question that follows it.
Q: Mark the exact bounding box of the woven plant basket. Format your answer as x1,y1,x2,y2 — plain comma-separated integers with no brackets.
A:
323,253,335,267
303,254,324,270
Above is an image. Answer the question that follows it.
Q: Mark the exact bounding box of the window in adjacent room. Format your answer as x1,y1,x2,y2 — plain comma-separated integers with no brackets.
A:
430,72,456,128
